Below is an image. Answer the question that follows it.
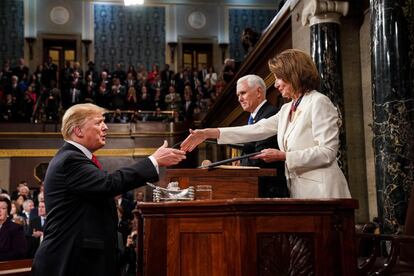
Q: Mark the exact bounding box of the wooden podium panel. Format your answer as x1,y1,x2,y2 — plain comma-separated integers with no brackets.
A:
161,168,276,199
136,199,359,276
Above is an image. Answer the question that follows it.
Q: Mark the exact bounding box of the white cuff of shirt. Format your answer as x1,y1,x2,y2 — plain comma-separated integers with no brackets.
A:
148,156,159,174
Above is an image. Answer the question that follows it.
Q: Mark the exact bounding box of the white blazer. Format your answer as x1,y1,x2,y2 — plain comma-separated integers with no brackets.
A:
218,90,351,199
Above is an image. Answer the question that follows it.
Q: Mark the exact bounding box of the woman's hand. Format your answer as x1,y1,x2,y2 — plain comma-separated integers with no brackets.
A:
251,148,286,163
180,128,220,152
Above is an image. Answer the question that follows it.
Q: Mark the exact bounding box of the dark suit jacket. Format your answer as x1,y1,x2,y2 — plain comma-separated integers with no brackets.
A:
26,216,45,258
32,142,158,276
0,218,28,261
240,101,288,197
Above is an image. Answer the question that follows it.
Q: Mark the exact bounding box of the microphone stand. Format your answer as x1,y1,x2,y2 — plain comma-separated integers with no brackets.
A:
198,152,261,169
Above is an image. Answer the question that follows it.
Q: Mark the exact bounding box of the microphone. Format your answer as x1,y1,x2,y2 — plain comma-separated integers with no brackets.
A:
200,160,212,167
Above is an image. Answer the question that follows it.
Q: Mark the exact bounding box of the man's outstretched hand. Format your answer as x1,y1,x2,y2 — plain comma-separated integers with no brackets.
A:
151,140,186,167
180,128,220,152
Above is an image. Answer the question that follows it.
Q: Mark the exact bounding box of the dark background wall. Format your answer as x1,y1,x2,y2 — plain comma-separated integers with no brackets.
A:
229,8,278,62
0,0,24,65
94,4,166,71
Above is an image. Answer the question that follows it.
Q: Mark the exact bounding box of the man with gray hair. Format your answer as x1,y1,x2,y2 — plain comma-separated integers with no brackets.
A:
20,199,34,224
236,74,288,197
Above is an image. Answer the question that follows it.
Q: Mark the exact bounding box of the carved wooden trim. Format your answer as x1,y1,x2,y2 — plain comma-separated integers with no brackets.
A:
257,233,315,275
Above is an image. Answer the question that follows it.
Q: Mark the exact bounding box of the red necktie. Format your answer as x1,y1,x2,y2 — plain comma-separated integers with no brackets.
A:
91,154,103,170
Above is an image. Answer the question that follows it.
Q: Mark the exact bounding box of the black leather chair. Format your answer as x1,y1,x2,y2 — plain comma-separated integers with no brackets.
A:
357,189,414,275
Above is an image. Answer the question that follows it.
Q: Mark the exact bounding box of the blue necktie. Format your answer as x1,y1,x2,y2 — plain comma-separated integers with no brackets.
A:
248,115,254,125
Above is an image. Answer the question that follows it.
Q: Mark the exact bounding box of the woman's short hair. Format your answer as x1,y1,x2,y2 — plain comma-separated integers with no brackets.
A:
0,195,11,215
61,103,106,140
268,49,320,93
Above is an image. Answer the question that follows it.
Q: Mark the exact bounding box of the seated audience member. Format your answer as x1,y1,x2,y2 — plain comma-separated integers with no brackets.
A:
165,85,181,111
153,87,166,111
125,86,137,111
11,181,29,200
110,109,128,123
83,74,96,104
20,90,35,122
10,202,21,221
116,205,130,247
119,217,139,276
222,58,236,83
0,196,28,261
137,85,154,111
146,107,169,122
112,63,126,84
160,64,174,88
19,199,34,225
110,77,126,110
134,191,145,206
19,185,31,199
29,192,44,221
204,66,217,87
12,58,29,83
126,65,137,81
27,201,47,257
45,81,60,122
181,85,196,121
125,72,136,88
147,64,159,85
14,195,26,215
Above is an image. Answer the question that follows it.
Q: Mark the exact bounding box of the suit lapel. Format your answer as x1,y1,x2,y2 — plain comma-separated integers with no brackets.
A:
278,105,291,151
251,101,269,123
254,102,268,122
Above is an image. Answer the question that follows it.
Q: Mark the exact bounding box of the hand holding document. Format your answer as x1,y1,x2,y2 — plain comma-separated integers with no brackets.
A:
250,148,286,162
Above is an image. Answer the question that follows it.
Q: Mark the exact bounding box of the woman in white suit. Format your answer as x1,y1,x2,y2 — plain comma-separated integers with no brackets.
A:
181,49,351,199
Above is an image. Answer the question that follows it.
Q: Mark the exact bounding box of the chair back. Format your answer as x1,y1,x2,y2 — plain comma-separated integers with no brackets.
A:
400,187,414,262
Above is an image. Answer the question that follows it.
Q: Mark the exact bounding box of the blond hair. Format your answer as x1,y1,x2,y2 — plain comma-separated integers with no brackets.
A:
268,49,320,93
61,103,106,140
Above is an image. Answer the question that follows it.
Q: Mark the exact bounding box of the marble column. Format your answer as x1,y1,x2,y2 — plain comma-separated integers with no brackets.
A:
370,0,414,234
302,0,349,174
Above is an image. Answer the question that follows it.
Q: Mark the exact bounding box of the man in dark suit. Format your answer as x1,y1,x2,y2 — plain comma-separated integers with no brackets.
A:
236,75,288,197
27,201,46,257
12,58,30,82
32,103,186,276
160,63,174,88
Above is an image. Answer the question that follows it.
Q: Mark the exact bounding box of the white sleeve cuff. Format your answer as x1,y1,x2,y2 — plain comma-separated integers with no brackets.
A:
148,156,159,174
